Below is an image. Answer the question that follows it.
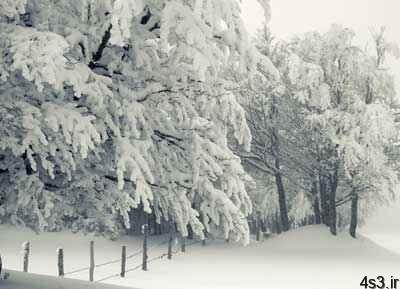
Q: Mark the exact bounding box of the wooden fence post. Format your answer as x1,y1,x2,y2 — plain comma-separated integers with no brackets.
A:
89,241,95,282
120,246,126,277
0,254,9,280
22,241,30,272
57,248,64,277
142,224,148,271
181,236,186,253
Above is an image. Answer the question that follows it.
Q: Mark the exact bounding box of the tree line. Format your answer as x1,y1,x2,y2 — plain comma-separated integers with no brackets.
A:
241,25,400,238
0,0,398,242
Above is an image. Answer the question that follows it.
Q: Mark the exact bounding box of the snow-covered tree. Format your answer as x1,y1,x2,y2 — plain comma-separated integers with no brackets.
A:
0,0,272,243
238,27,321,233
241,24,399,238
289,24,400,237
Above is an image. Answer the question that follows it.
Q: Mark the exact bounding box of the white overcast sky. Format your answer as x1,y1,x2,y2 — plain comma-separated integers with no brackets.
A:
241,0,400,86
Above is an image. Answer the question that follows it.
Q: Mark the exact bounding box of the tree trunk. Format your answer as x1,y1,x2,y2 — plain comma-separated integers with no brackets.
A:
199,212,207,246
275,171,289,232
270,95,289,232
329,189,337,235
349,192,359,238
312,181,322,224
187,225,194,240
181,236,186,252
313,198,322,225
167,221,174,260
319,174,329,226
275,211,282,234
260,218,267,232
255,213,261,241
328,165,339,236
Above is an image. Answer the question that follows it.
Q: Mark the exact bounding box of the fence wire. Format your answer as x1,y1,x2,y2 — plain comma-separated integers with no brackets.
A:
94,238,202,283
64,238,169,276
64,266,90,276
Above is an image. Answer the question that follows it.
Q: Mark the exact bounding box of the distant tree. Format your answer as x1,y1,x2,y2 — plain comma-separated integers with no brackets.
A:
237,27,318,233
289,24,399,237
241,24,399,238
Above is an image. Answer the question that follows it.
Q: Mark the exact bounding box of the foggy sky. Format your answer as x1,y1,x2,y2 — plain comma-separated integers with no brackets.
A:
241,0,400,87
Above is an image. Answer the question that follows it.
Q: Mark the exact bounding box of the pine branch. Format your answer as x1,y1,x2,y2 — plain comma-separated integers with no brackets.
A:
153,130,185,150
137,89,175,103
104,174,169,191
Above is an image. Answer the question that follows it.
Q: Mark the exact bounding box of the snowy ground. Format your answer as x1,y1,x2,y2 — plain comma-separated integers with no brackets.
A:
361,200,400,255
0,271,132,289
1,223,400,289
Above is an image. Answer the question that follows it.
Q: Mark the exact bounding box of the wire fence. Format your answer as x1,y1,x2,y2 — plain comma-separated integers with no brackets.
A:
64,266,91,276
12,233,268,283
94,239,201,283
14,233,201,283
63,238,169,277
17,235,202,284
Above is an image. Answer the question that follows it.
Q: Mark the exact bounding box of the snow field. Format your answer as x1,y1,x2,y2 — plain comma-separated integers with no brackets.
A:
2,225,400,289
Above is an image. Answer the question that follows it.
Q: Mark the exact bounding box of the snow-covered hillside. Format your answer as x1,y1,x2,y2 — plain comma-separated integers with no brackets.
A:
1,225,399,289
